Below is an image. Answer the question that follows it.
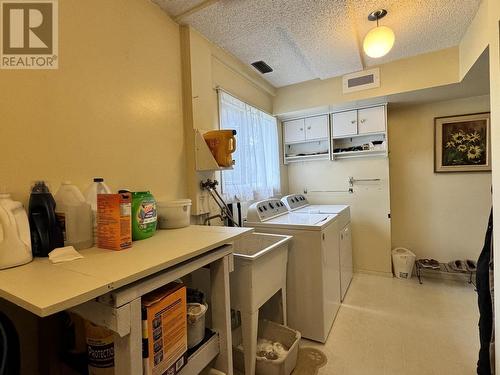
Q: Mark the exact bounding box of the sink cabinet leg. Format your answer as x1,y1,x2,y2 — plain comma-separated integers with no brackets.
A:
281,287,287,326
240,311,258,375
114,298,142,375
211,255,233,374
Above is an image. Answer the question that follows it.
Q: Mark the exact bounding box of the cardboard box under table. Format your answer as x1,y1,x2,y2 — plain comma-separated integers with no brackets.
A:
142,282,188,375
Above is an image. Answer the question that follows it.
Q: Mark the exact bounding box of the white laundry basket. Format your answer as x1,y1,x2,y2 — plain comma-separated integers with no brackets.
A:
392,247,416,279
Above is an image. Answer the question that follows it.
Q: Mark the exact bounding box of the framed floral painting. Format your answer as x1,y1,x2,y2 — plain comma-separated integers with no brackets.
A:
434,112,491,173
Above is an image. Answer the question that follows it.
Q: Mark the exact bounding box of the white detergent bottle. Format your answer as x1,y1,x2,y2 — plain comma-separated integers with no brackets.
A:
0,193,33,269
55,182,93,250
84,177,111,245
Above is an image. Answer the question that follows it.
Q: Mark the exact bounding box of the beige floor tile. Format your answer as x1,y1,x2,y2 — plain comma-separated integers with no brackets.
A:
301,273,479,375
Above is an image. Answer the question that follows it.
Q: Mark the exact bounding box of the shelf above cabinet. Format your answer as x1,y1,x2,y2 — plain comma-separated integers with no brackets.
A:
332,131,385,140
285,153,330,163
332,149,387,159
284,137,329,145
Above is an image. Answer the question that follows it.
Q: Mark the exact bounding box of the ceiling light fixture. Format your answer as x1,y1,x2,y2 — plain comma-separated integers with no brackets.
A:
363,9,395,58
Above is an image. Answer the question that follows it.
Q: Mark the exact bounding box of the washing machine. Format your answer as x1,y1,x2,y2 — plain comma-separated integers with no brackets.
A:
282,194,353,301
245,198,340,343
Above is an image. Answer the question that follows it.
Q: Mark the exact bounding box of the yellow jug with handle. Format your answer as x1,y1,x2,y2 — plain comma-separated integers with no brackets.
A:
203,130,237,167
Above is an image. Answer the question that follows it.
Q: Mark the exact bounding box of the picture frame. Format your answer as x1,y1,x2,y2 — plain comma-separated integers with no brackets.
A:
434,112,491,173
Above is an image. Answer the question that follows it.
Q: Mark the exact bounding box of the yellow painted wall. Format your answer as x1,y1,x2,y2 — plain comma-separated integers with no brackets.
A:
181,26,285,216
484,0,500,369
274,47,460,116
287,158,392,275
0,0,186,204
459,0,489,79
389,95,491,261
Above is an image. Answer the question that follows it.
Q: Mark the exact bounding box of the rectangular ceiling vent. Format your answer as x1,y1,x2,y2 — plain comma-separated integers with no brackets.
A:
342,68,380,94
251,60,273,74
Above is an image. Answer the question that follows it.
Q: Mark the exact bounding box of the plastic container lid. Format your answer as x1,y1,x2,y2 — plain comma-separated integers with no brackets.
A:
187,303,207,322
158,199,192,208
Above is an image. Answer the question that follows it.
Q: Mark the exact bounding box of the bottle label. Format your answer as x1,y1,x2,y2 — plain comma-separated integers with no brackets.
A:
137,200,157,228
87,339,114,368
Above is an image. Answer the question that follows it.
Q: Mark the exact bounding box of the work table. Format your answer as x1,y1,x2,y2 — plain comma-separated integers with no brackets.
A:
0,225,252,317
0,225,253,374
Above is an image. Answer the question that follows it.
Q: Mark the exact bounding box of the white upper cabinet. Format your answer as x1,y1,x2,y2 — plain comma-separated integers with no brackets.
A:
283,118,305,143
283,115,329,143
332,110,358,137
304,115,329,140
357,106,386,134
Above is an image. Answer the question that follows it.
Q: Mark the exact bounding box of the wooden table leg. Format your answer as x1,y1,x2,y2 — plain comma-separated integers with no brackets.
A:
114,297,142,375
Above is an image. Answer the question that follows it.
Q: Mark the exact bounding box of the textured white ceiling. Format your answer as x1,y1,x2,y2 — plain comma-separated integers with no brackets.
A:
154,0,481,87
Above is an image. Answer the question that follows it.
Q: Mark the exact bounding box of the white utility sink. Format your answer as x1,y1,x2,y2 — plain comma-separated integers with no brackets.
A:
230,232,292,375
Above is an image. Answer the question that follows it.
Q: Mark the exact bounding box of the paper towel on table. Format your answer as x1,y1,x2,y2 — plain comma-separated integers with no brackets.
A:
48,246,84,264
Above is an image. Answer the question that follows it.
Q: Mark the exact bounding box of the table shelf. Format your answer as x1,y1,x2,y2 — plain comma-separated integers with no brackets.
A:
180,330,220,375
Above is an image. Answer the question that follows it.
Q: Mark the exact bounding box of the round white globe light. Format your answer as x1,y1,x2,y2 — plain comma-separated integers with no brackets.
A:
363,25,395,58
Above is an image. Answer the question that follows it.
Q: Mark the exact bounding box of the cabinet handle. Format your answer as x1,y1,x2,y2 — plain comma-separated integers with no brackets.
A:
307,126,311,130
351,120,357,124
300,128,303,131
360,119,366,124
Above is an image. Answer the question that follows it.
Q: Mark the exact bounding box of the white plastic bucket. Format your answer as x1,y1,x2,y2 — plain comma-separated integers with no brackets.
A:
187,302,208,348
157,199,191,229
392,247,416,279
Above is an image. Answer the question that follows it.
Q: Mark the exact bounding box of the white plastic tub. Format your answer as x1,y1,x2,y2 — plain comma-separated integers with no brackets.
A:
233,320,300,375
187,302,208,348
157,199,191,229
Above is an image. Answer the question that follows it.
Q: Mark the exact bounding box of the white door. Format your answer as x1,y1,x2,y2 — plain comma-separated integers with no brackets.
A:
305,115,329,140
340,223,353,301
283,119,305,143
332,110,358,137
357,106,386,134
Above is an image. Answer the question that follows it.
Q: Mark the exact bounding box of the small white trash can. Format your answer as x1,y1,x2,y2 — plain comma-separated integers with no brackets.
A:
392,247,416,279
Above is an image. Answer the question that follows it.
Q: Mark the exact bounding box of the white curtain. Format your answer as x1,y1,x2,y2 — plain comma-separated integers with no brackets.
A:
219,91,281,203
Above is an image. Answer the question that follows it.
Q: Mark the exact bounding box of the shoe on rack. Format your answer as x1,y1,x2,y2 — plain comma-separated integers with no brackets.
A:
465,259,477,272
448,260,467,273
417,259,440,270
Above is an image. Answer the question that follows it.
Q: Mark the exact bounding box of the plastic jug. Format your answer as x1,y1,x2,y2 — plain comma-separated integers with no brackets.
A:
84,178,111,245
28,181,64,257
0,193,33,269
203,130,237,167
55,182,93,250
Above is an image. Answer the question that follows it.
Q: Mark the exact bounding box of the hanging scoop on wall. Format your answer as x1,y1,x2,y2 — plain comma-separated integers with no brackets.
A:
203,130,237,167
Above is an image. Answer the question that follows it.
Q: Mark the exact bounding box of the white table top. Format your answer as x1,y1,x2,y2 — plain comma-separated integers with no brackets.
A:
0,225,252,317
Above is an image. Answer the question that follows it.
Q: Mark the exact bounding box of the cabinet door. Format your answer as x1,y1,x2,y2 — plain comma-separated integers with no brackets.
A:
283,119,305,143
340,224,353,301
305,115,329,140
332,110,358,137
358,106,386,134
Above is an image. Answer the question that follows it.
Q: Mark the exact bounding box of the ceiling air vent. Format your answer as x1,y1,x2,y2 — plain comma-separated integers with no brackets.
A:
251,60,273,74
342,68,380,94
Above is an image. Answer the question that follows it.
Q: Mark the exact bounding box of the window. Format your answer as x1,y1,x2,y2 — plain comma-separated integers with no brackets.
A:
219,90,281,203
